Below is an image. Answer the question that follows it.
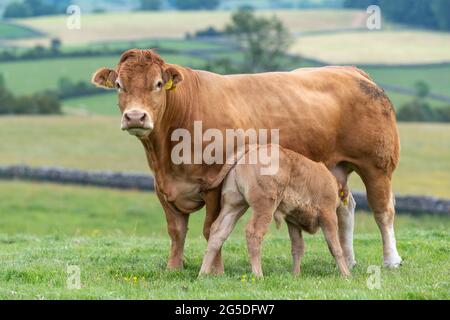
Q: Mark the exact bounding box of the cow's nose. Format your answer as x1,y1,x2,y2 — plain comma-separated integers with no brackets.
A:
123,110,148,129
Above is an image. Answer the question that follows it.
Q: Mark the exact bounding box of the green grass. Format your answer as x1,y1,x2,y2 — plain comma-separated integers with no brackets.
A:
11,10,365,46
0,117,449,197
291,30,450,65
63,94,119,116
0,54,206,95
365,65,450,99
0,116,148,172
0,22,40,40
385,91,444,109
63,38,227,53
0,181,448,299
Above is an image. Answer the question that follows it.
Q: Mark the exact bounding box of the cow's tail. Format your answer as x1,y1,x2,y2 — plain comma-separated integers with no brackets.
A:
201,145,259,192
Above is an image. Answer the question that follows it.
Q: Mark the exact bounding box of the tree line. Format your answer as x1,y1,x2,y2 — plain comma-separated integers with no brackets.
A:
344,0,450,31
0,74,60,114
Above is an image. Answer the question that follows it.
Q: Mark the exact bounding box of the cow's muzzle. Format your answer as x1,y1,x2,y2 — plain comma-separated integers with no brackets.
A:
121,109,153,136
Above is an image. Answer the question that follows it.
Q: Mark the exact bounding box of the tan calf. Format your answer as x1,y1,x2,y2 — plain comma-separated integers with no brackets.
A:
199,145,350,277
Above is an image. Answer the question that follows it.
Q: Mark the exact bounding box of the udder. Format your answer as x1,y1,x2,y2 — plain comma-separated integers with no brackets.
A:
160,179,205,213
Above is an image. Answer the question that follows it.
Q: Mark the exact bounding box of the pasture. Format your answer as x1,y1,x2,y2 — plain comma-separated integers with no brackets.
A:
290,31,450,65
0,54,205,95
0,22,40,40
0,181,448,299
9,10,365,46
0,116,449,197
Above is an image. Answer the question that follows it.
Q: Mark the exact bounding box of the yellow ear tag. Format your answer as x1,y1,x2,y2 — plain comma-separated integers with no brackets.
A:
164,78,174,90
105,79,114,88
343,197,349,206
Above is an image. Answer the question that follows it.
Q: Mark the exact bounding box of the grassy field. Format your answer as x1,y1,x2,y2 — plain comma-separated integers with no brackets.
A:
0,22,40,40
364,65,450,98
0,116,449,197
61,89,444,118
9,10,365,46
0,181,448,299
291,31,450,65
0,54,205,95
63,94,120,116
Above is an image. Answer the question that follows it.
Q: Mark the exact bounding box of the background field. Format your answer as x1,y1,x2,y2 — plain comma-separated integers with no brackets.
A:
0,54,205,95
0,116,449,197
291,31,450,65
8,10,365,46
0,181,448,299
0,4,449,300
0,22,40,40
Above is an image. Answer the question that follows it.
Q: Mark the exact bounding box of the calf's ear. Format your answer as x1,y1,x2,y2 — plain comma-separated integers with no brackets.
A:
163,67,183,90
91,68,118,89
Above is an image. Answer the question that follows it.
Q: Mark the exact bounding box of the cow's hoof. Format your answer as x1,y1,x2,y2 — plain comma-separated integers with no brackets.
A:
383,256,403,268
167,263,184,271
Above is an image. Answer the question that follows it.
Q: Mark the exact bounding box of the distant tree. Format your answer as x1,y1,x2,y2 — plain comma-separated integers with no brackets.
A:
343,0,450,31
3,0,68,18
431,0,450,31
50,38,62,54
140,0,162,11
397,100,436,122
225,8,292,72
3,1,33,18
0,74,61,115
0,74,16,114
414,81,430,99
343,0,379,8
396,80,450,122
173,0,220,10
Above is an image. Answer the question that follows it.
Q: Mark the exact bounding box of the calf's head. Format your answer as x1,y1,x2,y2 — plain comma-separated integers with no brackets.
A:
91,49,182,137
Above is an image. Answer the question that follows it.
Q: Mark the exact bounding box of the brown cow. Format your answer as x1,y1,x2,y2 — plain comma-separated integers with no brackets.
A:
199,144,351,278
91,49,402,272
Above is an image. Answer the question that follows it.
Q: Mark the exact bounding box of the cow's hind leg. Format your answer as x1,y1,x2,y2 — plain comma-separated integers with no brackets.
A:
364,171,402,268
337,192,357,268
287,221,304,275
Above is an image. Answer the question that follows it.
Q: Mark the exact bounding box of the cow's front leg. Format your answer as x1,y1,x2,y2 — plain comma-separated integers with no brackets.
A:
156,188,189,270
203,188,224,274
165,210,189,270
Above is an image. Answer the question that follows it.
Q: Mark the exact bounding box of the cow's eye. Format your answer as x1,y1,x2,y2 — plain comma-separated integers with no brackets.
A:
156,81,163,90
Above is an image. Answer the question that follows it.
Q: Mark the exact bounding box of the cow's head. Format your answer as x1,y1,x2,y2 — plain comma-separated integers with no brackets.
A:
91,49,182,137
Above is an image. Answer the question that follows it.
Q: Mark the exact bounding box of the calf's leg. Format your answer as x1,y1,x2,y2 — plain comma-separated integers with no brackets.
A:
287,221,304,275
337,192,357,268
203,189,225,275
320,210,351,277
199,192,248,276
245,203,276,278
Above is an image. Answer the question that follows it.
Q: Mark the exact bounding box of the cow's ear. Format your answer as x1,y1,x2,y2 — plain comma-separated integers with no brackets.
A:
91,68,118,89
163,67,183,90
